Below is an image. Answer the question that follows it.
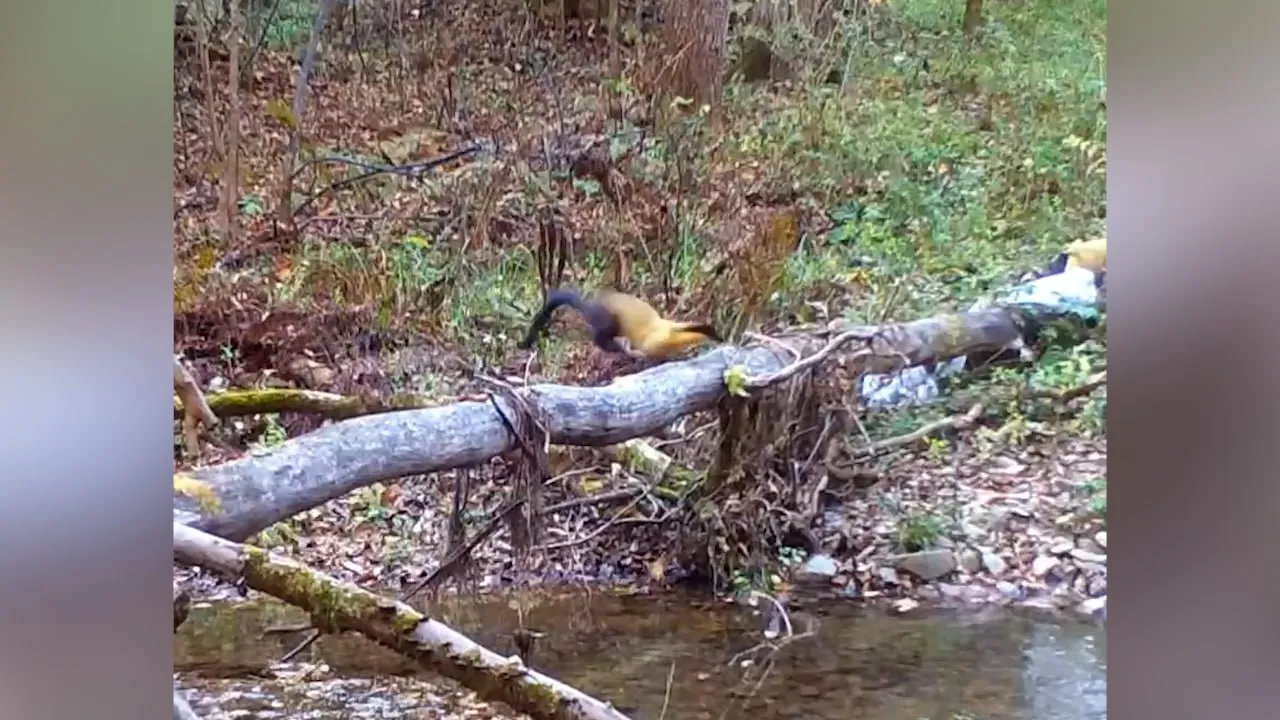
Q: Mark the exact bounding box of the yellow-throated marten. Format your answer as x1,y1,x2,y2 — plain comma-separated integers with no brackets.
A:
518,288,723,360
1045,237,1107,277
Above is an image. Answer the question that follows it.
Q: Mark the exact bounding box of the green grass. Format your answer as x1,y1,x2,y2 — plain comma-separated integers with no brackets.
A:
717,0,1107,321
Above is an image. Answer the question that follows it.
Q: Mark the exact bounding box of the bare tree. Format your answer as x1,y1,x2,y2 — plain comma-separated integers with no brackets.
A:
276,0,339,228
221,1,242,241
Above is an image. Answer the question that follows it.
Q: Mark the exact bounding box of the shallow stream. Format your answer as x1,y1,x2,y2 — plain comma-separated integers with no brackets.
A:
175,590,1105,719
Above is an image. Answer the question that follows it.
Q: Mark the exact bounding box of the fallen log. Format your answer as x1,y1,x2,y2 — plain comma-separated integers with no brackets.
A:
173,387,439,421
175,308,1026,542
172,522,632,720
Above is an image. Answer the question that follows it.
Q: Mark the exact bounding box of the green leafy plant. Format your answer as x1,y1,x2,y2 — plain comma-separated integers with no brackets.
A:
897,512,945,552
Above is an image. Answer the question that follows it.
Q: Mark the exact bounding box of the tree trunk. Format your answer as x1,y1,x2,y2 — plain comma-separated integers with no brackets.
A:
661,0,731,107
221,1,242,241
962,0,983,37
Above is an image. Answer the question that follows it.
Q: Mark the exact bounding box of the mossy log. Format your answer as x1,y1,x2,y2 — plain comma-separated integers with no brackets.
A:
173,387,438,421
172,522,632,720
175,308,1026,541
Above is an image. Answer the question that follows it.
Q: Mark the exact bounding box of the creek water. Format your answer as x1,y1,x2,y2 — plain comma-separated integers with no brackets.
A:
175,589,1105,719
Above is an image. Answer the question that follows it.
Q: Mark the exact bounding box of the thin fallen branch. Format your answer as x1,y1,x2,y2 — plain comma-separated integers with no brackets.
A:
743,328,877,390
403,496,529,600
173,387,437,421
538,493,647,551
291,144,483,221
173,522,631,720
853,404,986,458
174,356,219,455
176,308,1030,542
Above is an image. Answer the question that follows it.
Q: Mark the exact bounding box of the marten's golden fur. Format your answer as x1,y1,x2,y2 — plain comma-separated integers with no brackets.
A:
518,288,722,360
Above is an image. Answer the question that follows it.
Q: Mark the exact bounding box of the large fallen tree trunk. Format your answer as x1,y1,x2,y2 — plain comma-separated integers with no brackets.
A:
175,308,1026,541
173,522,632,720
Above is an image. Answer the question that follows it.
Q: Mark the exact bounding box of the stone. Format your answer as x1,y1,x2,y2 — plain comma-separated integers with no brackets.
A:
1049,540,1075,555
1009,505,1035,519
1075,561,1106,575
877,567,900,585
1031,554,1060,578
996,581,1023,599
1087,575,1107,597
1076,537,1105,555
889,550,958,581
937,583,967,599
982,552,1008,574
892,598,920,614
915,585,941,601
1051,585,1082,608
1078,595,1107,619
796,554,838,581
1070,548,1107,565
1095,530,1107,548
959,548,982,574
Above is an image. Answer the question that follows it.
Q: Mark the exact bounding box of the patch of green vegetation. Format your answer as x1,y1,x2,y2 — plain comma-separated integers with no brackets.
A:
251,0,322,50
1075,475,1107,519
896,510,946,552
251,520,300,551
251,414,288,449
718,0,1106,319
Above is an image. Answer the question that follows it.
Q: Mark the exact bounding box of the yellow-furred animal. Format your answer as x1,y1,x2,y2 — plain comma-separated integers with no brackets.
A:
518,288,722,360
1063,237,1106,273
1044,237,1107,279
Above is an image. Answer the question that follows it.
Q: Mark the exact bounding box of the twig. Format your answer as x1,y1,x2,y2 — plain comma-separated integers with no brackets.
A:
854,404,985,458
657,661,677,720
750,590,792,639
743,331,801,364
239,0,283,82
540,488,643,515
847,406,874,446
403,496,529,601
1030,370,1107,403
538,493,647,550
744,329,877,390
279,629,320,662
291,144,482,219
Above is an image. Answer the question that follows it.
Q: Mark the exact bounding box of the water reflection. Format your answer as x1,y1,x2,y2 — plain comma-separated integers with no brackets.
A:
176,590,1105,720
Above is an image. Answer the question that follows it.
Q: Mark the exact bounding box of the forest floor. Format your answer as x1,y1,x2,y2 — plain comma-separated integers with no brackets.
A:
174,0,1107,626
